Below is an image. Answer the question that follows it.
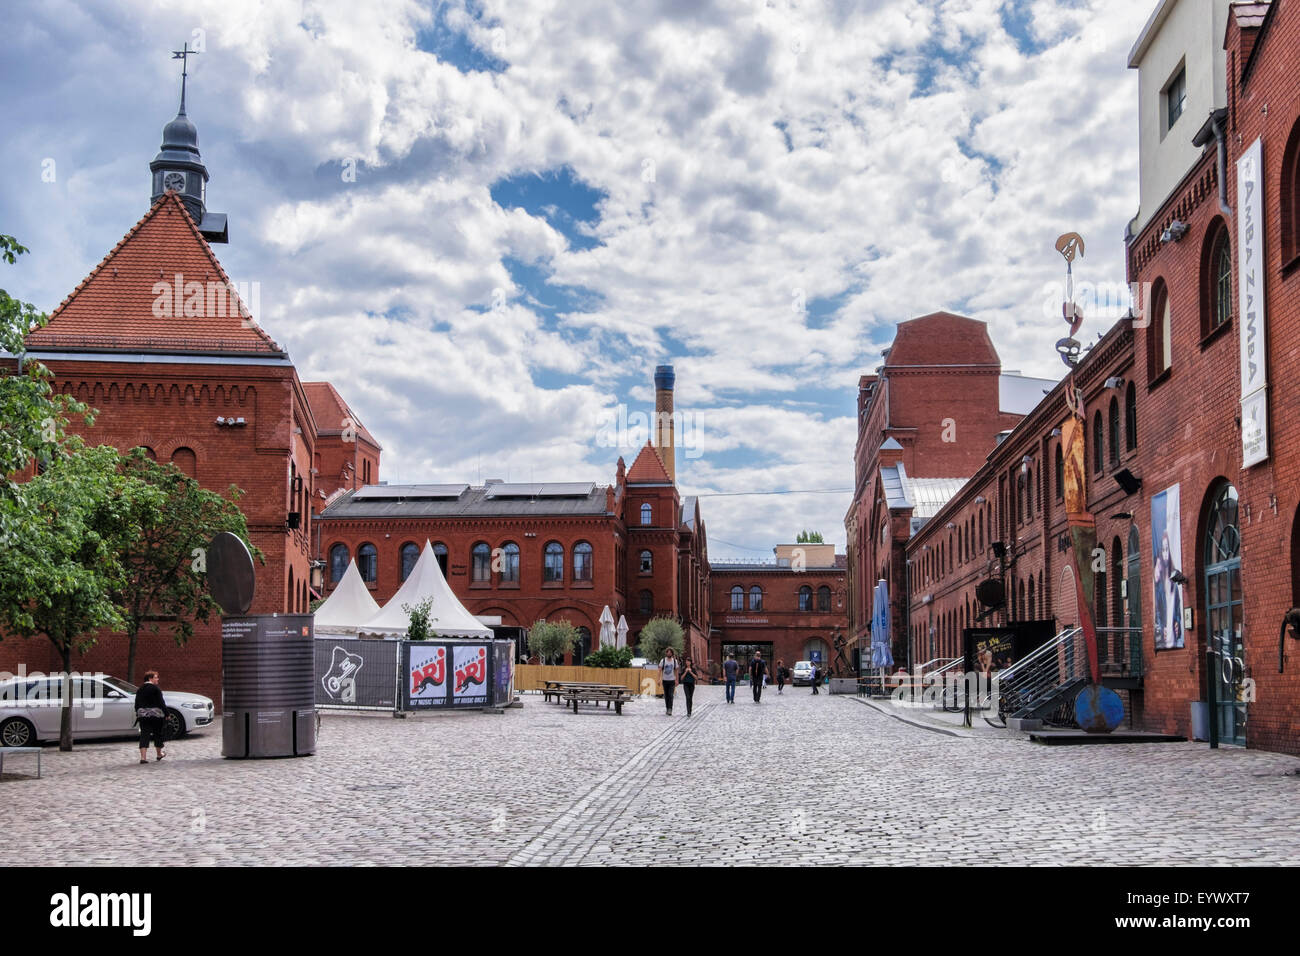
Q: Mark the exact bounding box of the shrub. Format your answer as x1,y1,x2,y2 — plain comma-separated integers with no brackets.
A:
529,619,578,664
637,617,684,662
584,644,634,669
404,597,438,641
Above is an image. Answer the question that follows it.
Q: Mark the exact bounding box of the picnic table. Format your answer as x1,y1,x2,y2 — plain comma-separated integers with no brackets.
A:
560,684,635,715
0,746,41,779
542,680,629,703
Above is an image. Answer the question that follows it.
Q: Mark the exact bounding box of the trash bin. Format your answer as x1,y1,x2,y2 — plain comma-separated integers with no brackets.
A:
1189,701,1209,742
222,614,316,758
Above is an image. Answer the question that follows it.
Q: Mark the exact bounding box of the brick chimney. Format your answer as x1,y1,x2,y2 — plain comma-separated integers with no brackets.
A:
653,365,676,483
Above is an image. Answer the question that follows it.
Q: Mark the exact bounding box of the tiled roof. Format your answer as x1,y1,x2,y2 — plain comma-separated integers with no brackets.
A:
25,192,284,357
626,442,672,483
303,381,381,449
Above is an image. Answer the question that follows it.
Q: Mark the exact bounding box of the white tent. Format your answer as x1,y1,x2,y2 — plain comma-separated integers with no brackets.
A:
313,558,381,635
360,540,493,639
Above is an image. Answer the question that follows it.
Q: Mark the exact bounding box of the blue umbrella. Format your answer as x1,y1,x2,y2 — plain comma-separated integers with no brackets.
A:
871,579,894,669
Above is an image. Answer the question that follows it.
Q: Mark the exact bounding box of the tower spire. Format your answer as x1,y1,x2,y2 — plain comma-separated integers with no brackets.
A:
171,41,199,114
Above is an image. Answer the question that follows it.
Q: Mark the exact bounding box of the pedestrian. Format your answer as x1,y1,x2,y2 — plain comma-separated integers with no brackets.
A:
723,652,739,704
776,658,787,695
135,670,167,763
811,661,820,695
680,656,699,716
659,647,678,716
750,651,768,703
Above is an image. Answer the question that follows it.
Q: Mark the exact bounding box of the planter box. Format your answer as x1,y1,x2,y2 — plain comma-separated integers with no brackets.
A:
828,677,857,695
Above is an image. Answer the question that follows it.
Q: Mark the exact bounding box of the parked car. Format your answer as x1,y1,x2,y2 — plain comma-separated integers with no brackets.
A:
791,661,815,686
0,674,214,747
628,658,652,668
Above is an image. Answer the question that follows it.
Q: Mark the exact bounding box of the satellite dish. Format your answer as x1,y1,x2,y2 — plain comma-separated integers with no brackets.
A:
975,578,1006,610
207,531,255,615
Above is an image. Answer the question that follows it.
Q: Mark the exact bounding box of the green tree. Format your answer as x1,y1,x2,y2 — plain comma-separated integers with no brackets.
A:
528,619,578,664
0,443,133,751
0,236,93,482
111,447,259,682
796,530,825,544
404,597,438,641
637,617,685,662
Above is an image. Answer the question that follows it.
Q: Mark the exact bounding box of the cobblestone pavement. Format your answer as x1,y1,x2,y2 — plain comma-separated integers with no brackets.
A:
3,685,1298,866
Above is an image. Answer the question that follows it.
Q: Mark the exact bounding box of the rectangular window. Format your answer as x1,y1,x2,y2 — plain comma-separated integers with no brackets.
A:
1164,66,1185,132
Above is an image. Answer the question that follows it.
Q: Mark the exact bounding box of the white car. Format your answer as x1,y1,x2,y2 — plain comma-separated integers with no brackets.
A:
0,674,214,747
791,661,816,686
628,658,652,668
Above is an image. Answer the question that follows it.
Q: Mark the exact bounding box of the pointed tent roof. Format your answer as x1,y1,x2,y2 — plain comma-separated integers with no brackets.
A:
626,441,672,483
24,192,285,357
360,541,492,638
313,558,381,633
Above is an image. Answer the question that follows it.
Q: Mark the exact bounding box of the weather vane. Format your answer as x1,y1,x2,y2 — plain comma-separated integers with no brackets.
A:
172,41,201,113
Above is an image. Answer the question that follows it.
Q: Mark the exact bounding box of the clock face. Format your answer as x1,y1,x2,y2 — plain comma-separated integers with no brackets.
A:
164,171,186,192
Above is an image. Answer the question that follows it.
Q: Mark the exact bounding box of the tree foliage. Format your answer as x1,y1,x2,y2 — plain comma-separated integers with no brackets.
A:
637,616,685,662
583,644,634,668
528,619,578,664
796,529,825,543
403,596,437,641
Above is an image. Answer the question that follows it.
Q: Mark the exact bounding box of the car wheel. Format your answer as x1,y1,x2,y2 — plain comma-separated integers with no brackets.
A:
163,708,186,741
1,717,36,748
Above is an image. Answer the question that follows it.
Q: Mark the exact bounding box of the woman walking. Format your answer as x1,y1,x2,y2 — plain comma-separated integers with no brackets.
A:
680,656,699,716
135,670,168,764
776,658,787,695
659,647,678,716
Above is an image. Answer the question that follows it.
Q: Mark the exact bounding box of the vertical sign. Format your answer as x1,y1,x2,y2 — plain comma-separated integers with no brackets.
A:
1236,137,1268,467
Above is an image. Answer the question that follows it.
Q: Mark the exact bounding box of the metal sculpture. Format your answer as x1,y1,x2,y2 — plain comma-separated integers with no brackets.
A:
1054,234,1124,733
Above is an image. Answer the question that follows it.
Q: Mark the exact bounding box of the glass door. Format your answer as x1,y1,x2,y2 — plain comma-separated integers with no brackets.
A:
1204,484,1244,746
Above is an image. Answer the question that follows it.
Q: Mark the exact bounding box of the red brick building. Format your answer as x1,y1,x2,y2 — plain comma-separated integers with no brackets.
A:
314,437,712,664
710,543,848,675
304,381,382,514
0,96,370,703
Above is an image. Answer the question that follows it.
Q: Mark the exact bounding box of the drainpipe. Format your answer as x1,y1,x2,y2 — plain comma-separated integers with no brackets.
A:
1194,108,1232,222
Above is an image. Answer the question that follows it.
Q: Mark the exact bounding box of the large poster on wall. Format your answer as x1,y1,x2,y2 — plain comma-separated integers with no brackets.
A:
315,638,399,708
406,644,449,709
1151,484,1185,650
452,645,490,706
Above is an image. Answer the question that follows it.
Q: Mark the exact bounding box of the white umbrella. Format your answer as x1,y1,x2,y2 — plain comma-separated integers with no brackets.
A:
616,614,629,650
598,605,615,647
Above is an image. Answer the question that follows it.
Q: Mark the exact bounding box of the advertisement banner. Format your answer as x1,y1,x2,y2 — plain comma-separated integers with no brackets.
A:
314,637,399,709
494,640,514,705
1151,484,1185,650
406,643,450,709
1236,137,1269,467
452,645,490,706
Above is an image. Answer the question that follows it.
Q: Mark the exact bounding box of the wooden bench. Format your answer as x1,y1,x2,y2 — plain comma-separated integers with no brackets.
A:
543,680,616,703
561,686,634,715
0,746,41,779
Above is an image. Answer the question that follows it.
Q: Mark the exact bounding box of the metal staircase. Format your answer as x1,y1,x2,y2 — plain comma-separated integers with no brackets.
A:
982,627,1086,727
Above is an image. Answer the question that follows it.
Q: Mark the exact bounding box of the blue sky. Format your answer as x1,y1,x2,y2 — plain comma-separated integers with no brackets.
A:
0,0,1150,559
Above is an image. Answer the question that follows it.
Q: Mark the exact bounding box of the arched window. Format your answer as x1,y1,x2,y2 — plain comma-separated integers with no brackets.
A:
1108,397,1121,465
1203,482,1243,743
400,542,420,581
639,549,653,573
433,543,448,577
749,586,762,611
170,446,196,477
640,503,652,526
1126,525,1142,633
1149,282,1172,378
471,542,491,582
138,446,157,461
1055,443,1065,501
357,543,378,583
572,541,593,582
329,543,349,583
1027,575,1035,619
639,590,653,615
730,585,744,611
798,585,813,612
1206,225,1233,333
544,542,564,582
1282,117,1300,263
1110,535,1124,661
1092,411,1104,474
501,542,520,583
1125,382,1137,451
817,585,832,612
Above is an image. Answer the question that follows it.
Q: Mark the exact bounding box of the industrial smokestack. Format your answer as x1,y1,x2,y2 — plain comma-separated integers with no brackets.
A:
654,365,676,483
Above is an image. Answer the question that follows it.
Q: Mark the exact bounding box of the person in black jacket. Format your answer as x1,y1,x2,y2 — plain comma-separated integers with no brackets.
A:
749,651,768,703
135,670,167,764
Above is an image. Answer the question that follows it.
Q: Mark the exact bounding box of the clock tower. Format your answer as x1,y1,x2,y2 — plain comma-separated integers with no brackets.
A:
148,43,228,243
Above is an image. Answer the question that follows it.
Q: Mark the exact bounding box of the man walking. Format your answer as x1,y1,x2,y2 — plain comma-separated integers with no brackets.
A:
723,653,739,704
811,661,821,695
750,651,768,703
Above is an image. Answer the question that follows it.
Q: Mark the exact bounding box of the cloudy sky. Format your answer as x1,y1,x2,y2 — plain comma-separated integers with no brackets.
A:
2,0,1151,559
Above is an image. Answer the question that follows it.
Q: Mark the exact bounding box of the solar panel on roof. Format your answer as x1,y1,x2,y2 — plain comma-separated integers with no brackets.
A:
483,482,596,498
353,484,468,500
